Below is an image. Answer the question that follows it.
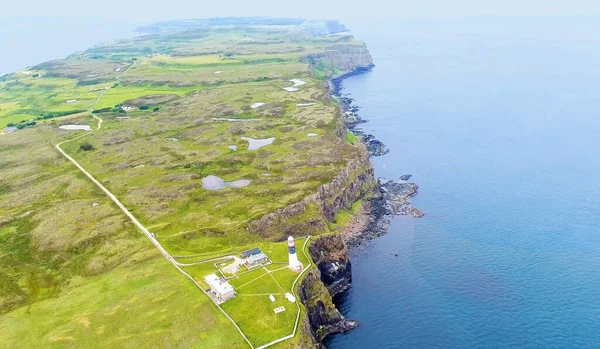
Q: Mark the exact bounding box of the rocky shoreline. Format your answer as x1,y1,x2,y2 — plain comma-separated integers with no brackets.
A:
342,176,424,249
330,64,390,157
296,63,426,348
330,67,424,249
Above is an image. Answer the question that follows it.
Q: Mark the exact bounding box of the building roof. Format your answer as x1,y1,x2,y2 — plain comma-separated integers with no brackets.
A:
241,247,262,258
247,252,268,263
204,274,234,294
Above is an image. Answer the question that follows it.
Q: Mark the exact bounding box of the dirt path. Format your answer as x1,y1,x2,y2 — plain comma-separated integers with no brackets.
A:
53,59,314,349
53,62,255,349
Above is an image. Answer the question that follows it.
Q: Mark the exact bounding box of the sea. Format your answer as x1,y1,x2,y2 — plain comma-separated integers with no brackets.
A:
0,17,140,76
326,16,600,348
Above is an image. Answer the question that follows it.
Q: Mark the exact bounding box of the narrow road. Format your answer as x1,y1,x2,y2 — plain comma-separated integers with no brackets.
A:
54,62,255,349
54,59,313,349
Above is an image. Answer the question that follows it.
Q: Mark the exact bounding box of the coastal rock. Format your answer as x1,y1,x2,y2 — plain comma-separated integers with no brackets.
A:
380,179,420,215
343,178,424,249
308,234,352,296
246,150,376,239
410,207,425,218
298,269,358,342
364,138,389,157
400,174,412,181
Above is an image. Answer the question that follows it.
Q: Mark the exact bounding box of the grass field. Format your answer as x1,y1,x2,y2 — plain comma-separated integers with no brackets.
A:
180,237,311,347
0,18,371,348
0,124,244,349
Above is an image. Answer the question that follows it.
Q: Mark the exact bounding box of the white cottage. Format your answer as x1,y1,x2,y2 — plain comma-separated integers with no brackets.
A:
205,274,235,303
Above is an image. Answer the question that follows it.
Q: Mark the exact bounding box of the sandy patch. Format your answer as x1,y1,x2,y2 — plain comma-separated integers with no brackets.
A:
75,316,91,328
221,256,245,275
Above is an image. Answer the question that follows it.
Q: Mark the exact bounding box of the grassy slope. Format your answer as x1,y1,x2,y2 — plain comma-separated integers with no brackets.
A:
0,254,245,349
0,20,369,348
0,126,244,348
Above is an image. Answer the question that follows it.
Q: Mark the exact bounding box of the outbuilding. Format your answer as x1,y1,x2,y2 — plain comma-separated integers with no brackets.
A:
205,274,235,303
246,252,269,267
241,247,262,259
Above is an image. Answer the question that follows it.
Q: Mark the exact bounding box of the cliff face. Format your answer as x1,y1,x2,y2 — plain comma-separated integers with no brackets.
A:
246,44,376,347
308,234,352,296
303,44,374,78
246,150,376,241
298,269,358,342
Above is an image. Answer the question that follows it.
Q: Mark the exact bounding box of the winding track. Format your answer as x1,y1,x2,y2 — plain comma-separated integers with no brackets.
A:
53,60,313,349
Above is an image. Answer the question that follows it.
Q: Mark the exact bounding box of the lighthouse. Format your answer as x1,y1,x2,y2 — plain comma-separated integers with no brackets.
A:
287,236,302,271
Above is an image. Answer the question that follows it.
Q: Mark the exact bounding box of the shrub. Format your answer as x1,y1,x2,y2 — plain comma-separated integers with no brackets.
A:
345,131,359,145
16,124,26,130
7,123,14,127
80,142,94,151
153,106,160,112
139,105,149,110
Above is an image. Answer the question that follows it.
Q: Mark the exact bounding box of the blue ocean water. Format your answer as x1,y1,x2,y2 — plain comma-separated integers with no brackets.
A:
327,17,600,348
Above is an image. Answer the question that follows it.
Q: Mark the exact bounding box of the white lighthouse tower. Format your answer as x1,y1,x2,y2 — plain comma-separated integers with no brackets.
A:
287,236,302,271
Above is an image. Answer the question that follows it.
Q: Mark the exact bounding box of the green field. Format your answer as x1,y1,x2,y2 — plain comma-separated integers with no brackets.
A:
181,237,311,347
0,18,370,348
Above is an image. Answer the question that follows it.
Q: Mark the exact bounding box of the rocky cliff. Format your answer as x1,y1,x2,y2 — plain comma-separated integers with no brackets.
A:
308,234,352,296
246,150,376,241
298,269,358,342
246,44,376,347
303,43,374,79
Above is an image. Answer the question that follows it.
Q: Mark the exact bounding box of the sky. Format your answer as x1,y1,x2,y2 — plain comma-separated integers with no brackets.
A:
2,0,600,22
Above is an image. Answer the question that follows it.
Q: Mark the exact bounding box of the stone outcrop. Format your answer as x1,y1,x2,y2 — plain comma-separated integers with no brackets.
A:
246,150,377,241
303,44,374,79
308,234,352,296
298,269,358,342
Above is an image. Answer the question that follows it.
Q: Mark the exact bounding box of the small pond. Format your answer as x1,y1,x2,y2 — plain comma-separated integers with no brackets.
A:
59,125,91,131
202,175,251,190
241,136,275,150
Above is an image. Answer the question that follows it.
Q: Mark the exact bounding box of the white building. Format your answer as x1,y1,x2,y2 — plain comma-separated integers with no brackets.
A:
205,274,235,303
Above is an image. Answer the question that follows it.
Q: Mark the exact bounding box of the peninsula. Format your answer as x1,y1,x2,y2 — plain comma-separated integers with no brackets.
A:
0,18,418,348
